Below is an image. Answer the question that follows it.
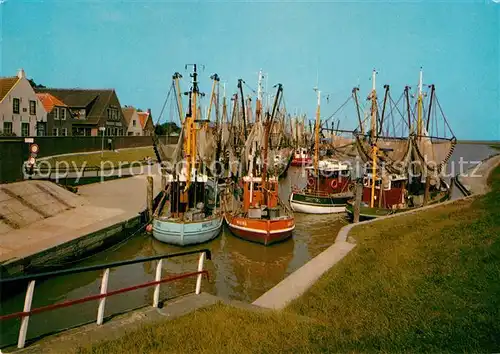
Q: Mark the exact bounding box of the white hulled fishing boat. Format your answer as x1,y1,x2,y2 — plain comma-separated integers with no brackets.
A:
152,64,223,246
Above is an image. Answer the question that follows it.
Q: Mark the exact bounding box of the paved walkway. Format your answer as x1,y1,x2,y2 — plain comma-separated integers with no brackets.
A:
0,167,163,266
458,154,500,195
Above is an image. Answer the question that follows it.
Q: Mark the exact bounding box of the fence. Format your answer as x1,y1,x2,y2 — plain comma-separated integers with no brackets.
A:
0,135,179,183
0,249,211,349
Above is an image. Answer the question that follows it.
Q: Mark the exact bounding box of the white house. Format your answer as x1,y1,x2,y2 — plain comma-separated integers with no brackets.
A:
122,106,143,136
0,69,47,136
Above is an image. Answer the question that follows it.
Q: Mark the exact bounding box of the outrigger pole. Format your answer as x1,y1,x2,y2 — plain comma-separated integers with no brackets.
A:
370,69,378,208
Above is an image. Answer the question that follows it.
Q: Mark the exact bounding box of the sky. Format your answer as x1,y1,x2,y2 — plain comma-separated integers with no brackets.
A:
1,0,499,140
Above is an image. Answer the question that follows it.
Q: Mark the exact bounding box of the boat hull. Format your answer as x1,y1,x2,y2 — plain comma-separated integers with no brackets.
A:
289,192,350,214
345,191,451,221
224,214,294,246
152,215,223,246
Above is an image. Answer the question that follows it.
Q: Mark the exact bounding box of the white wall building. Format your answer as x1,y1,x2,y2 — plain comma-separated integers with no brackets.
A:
0,69,47,136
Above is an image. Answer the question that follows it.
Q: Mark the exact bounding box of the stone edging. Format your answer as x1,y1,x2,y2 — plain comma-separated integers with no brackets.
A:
253,157,500,310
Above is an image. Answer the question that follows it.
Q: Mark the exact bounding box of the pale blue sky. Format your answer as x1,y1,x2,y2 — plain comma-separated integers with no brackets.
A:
1,0,499,140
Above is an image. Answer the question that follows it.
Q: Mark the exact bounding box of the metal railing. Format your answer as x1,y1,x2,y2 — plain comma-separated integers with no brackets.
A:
0,249,211,349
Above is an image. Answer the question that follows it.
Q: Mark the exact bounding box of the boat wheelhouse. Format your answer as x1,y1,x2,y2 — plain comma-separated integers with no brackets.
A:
153,168,223,245
291,147,312,166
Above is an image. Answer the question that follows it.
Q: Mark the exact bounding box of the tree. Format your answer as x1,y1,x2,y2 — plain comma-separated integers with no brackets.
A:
28,78,46,89
155,122,181,136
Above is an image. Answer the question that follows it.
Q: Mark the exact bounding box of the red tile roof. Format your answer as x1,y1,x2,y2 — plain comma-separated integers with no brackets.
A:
0,77,20,102
36,93,67,113
137,111,149,129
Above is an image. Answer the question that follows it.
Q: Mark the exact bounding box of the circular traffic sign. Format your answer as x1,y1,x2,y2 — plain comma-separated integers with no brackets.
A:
27,157,36,166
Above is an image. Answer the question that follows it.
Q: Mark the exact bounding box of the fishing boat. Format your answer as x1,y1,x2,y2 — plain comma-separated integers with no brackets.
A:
152,65,223,245
345,68,455,220
289,87,354,214
224,83,295,245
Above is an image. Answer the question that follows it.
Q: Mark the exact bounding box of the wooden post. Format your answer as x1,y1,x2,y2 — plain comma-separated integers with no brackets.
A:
423,175,431,205
449,177,455,200
353,180,363,223
377,178,383,208
161,169,166,191
147,176,154,220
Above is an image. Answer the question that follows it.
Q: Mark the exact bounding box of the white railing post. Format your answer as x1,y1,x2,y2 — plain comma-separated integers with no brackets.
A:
96,268,110,325
17,280,36,349
153,259,163,308
195,252,205,295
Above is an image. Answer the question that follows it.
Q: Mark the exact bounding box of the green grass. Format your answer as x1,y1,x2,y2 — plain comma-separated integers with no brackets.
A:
43,146,156,168
75,165,500,354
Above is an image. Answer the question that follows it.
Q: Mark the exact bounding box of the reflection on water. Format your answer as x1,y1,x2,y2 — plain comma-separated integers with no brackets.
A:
0,144,496,347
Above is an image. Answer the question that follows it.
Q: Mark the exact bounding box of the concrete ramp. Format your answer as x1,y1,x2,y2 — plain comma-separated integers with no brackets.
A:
0,181,86,236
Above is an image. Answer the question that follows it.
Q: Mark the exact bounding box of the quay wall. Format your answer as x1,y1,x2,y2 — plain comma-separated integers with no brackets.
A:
0,135,179,183
1,190,163,281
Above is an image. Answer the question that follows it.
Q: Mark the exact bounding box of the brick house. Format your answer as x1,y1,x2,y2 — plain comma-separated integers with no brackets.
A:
36,93,74,136
35,88,128,136
0,69,47,136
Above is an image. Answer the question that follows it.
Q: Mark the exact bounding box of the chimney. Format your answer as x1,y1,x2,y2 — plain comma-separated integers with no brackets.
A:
17,68,26,79
147,108,151,116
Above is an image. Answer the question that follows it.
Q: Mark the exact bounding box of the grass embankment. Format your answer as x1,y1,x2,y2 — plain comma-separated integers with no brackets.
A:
76,166,500,353
44,146,155,168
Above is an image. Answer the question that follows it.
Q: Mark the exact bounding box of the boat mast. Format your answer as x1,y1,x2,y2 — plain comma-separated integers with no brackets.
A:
262,83,283,205
417,67,423,137
426,84,435,132
173,72,184,124
183,64,200,192
313,86,321,185
207,73,220,124
222,83,228,123
256,70,263,123
352,87,364,134
370,69,378,208
237,79,248,141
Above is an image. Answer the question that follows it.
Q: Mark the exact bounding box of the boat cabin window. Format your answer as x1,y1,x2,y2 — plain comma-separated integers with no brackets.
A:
363,178,382,188
340,169,350,177
391,180,404,189
248,182,261,190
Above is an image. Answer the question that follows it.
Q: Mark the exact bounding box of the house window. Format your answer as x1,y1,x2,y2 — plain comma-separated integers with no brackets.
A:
62,128,68,136
3,122,12,135
21,123,30,136
29,100,36,115
54,107,59,120
61,108,66,120
13,98,20,114
132,120,136,127
53,128,59,136
37,122,46,136
107,108,118,121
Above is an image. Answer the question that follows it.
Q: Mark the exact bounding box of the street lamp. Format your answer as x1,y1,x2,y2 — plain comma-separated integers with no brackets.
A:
99,126,106,158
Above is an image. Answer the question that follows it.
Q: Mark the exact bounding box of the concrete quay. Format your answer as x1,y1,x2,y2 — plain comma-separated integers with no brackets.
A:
0,166,163,278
